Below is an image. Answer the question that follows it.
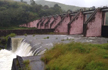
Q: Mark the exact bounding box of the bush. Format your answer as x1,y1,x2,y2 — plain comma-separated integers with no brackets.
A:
4,33,16,41
7,33,16,37
33,34,35,37
0,33,16,49
44,36,49,39
0,33,16,41
47,36,49,39
24,33,27,36
103,55,108,59
42,42,108,70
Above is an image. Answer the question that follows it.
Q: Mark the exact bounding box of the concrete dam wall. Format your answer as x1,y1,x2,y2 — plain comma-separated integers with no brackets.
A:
20,7,108,37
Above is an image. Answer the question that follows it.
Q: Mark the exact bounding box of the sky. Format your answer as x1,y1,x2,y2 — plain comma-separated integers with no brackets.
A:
45,0,108,7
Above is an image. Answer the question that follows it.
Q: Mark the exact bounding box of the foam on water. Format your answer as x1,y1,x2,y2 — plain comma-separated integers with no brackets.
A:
0,49,16,70
0,37,51,70
0,39,33,70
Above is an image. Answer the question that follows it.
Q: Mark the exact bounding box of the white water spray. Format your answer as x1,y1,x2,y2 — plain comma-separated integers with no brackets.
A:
0,38,35,70
0,49,16,70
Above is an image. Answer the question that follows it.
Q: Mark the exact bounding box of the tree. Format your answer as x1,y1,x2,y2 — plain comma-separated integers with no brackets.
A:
0,0,63,27
92,6,95,10
67,9,72,13
43,5,49,9
30,0,35,5
54,4,61,8
21,0,23,2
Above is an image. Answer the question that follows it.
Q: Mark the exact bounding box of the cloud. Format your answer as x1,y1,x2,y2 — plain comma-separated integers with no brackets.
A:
46,0,108,7
84,0,108,7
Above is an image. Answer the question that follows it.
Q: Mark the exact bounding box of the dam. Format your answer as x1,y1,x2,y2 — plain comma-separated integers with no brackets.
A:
19,7,108,37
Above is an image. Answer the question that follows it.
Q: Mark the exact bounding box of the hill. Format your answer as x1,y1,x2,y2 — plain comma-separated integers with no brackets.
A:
35,0,83,11
14,0,84,11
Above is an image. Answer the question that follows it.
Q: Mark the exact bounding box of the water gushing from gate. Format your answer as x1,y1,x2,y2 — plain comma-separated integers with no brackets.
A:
0,38,40,70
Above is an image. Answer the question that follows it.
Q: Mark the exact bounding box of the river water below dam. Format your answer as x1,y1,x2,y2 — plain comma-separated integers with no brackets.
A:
0,35,108,70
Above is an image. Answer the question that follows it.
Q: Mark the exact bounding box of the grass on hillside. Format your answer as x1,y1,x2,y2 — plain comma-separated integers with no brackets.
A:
42,42,108,70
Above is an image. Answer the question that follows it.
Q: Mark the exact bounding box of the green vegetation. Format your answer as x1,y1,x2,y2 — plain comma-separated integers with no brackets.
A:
44,36,49,39
24,33,27,36
42,42,108,70
0,33,16,48
0,0,36,27
61,38,74,41
0,0,63,28
23,60,31,70
47,36,49,39
14,0,83,11
33,34,35,37
61,39,65,41
49,32,55,34
2,33,16,41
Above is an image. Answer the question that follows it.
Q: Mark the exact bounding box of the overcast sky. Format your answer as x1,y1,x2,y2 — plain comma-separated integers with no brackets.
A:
45,0,108,7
